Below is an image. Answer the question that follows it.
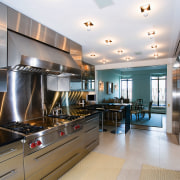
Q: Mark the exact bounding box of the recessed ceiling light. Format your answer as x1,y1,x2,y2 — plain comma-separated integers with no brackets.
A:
140,4,151,17
147,31,156,39
100,59,108,64
125,56,131,61
90,54,96,57
84,21,94,31
117,50,124,55
154,53,158,58
105,39,112,45
151,44,158,49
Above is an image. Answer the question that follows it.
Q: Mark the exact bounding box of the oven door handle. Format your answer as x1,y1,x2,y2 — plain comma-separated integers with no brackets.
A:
0,148,16,157
0,169,16,179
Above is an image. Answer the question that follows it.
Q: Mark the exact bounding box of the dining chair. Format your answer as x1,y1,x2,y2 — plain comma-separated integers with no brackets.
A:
141,101,153,120
130,103,139,120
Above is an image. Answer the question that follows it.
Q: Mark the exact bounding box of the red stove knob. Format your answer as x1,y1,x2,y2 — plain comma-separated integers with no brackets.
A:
74,125,80,130
60,131,65,136
36,140,42,146
30,142,36,149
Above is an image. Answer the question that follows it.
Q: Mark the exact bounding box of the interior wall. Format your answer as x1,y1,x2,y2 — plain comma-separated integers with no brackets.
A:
120,68,167,106
97,69,120,102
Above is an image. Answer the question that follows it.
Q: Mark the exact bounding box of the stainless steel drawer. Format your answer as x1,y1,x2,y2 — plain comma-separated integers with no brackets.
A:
83,126,99,145
0,141,23,163
0,153,24,180
24,132,83,180
83,117,99,131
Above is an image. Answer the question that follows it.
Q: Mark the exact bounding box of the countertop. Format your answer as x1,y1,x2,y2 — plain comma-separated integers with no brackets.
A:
0,128,24,147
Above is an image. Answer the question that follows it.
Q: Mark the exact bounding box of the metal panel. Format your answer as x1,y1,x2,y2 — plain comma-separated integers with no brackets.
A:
8,31,81,75
0,3,7,67
172,66,180,144
0,71,42,124
7,7,70,52
0,69,7,92
70,40,82,67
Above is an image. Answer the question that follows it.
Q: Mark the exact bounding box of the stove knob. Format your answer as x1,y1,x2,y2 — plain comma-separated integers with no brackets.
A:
60,131,65,136
36,140,42,146
74,125,80,130
30,142,36,149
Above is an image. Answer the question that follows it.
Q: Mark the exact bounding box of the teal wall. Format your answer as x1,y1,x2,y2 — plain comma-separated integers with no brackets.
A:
97,69,120,102
97,67,167,105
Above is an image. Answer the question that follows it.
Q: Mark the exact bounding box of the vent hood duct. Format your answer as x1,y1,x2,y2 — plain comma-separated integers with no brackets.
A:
8,31,81,76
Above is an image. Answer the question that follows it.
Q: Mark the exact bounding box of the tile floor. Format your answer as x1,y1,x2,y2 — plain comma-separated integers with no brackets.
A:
93,127,180,180
61,115,180,180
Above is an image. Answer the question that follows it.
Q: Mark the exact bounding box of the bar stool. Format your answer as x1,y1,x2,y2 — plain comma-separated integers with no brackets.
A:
96,107,107,132
109,107,124,134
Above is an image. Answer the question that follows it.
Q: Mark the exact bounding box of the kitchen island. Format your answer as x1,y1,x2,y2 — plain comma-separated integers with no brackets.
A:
70,103,131,134
0,112,100,180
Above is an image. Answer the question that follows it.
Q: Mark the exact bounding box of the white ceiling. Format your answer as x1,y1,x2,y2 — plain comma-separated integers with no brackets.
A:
1,0,180,65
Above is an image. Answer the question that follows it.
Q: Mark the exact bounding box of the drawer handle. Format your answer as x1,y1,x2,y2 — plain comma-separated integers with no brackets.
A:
85,118,98,124
85,119,93,124
85,140,97,149
85,126,97,133
0,169,16,179
35,136,79,161
0,148,16,157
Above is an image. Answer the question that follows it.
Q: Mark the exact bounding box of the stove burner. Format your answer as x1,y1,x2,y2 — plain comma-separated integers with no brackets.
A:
2,122,44,134
66,115,80,121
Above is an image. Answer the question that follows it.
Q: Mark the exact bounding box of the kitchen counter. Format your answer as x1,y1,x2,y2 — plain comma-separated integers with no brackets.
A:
0,128,24,147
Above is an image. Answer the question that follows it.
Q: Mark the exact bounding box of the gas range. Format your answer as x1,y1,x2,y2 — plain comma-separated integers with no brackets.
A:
1,122,44,135
1,115,84,156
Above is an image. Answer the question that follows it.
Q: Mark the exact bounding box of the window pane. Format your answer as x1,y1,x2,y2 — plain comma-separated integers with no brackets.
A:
128,80,132,101
121,80,127,98
159,79,166,106
152,79,158,106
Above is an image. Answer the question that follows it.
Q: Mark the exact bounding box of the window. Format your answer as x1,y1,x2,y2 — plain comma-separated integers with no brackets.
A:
151,76,166,106
121,79,132,101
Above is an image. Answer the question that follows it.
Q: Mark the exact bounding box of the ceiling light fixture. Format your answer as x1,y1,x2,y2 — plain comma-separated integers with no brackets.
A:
125,57,131,61
140,4,151,17
147,31,156,39
151,44,158,49
105,39,112,45
117,50,124,55
154,53,158,58
90,54,96,57
84,21,94,31
100,59,108,64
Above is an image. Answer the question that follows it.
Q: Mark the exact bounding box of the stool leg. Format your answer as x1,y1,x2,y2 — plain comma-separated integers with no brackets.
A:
115,112,117,134
102,111,103,131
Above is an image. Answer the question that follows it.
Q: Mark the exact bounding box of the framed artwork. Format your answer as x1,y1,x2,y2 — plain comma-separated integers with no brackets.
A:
107,82,113,94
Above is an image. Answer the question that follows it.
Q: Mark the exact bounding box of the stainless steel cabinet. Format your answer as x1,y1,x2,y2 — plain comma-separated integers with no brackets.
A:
0,141,24,180
82,114,99,155
0,3,7,92
24,131,83,180
81,62,95,91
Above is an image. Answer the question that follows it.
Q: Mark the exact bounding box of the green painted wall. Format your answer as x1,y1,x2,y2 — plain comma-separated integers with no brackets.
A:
97,67,167,105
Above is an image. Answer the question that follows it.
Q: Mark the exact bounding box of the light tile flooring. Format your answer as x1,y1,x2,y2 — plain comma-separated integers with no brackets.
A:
93,128,180,180
62,115,180,180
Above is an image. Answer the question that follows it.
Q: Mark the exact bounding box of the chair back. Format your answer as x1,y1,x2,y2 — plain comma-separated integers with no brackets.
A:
148,101,153,111
136,99,143,105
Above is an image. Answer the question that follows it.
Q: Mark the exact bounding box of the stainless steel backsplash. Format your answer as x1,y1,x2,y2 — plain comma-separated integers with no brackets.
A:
0,71,85,124
0,71,42,124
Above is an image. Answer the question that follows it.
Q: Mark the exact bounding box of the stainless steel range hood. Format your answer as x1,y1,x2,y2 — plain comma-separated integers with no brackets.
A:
8,31,81,76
